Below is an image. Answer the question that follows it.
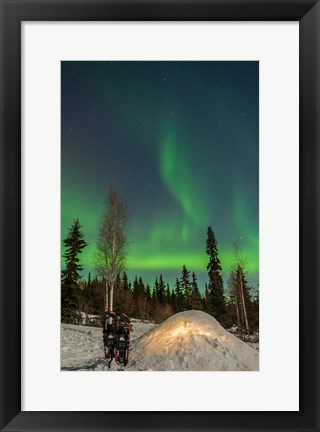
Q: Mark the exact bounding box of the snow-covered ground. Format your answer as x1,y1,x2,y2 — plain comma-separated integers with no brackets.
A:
61,319,158,371
61,311,259,371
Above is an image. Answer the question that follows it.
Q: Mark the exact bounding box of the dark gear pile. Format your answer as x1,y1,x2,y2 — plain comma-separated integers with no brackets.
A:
103,311,132,369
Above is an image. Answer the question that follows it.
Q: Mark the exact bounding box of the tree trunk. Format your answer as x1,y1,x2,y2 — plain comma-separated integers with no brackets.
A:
110,281,114,312
235,299,240,330
105,280,109,312
239,271,250,337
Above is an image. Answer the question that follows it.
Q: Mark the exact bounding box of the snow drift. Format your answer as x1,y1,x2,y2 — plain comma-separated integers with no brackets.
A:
126,310,259,371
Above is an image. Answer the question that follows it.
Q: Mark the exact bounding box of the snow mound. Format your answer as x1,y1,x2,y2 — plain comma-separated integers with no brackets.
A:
127,310,259,371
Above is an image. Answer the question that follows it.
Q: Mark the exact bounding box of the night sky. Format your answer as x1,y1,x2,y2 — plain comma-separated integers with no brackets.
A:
61,61,259,292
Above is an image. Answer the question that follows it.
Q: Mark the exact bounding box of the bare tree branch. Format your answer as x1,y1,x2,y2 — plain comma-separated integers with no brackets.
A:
96,188,129,312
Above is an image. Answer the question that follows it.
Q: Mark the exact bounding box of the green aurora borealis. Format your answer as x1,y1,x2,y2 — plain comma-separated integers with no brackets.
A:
61,61,259,291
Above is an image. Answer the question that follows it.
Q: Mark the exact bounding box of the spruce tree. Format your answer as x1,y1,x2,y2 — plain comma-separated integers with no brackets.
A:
180,265,192,310
133,276,139,298
202,283,209,311
157,274,166,305
191,272,202,310
165,283,171,304
171,289,177,312
145,284,152,303
138,277,145,297
91,276,104,315
251,290,259,332
122,272,129,291
153,277,159,303
205,226,226,324
174,278,184,312
81,272,94,316
61,218,88,323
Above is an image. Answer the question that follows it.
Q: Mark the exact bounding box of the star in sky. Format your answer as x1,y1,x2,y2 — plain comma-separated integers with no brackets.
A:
61,61,259,290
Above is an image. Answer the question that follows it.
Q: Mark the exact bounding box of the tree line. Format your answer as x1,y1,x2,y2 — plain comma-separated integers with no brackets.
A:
61,189,259,337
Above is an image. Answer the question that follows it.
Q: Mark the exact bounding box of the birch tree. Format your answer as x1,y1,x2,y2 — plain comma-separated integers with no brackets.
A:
97,188,128,312
229,243,251,339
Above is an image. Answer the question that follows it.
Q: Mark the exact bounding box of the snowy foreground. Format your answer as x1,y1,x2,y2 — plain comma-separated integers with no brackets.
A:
61,310,259,371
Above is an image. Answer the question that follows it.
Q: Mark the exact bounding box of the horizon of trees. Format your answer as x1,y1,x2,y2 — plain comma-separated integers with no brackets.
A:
61,209,259,337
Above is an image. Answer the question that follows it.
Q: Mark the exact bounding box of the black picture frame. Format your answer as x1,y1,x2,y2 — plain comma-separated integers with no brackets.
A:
0,1,319,431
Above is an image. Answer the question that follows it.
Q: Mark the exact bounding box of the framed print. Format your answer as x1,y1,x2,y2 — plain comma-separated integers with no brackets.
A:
23,21,299,411
0,0,319,431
